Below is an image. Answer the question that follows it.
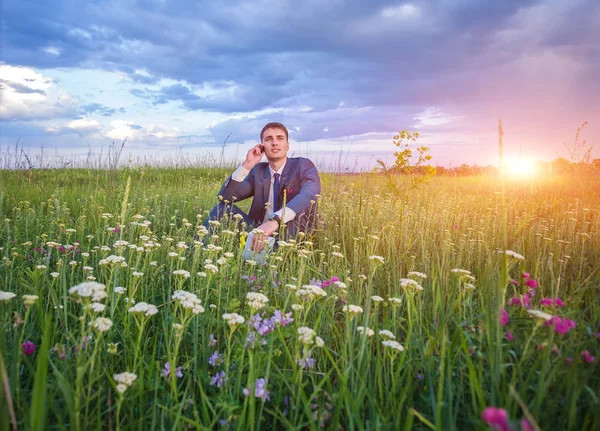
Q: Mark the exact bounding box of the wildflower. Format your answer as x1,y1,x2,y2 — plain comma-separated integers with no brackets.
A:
291,304,304,311
342,304,363,315
113,372,137,393
23,295,39,307
205,263,219,273
22,340,36,356
128,302,159,316
99,255,127,266
209,334,218,347
407,271,427,279
210,370,227,388
243,378,270,401
450,268,471,276
69,281,108,302
272,310,294,327
368,255,385,264
36,264,47,270
371,295,384,303
114,286,126,294
132,271,144,277
298,327,317,345
381,340,404,352
172,269,191,278
581,350,595,363
499,250,525,260
222,313,245,328
357,326,374,337
331,251,344,258
172,291,205,314
92,317,113,332
526,309,553,322
50,272,60,278
209,351,224,367
525,279,539,288
298,353,316,369
388,297,402,306
87,302,106,313
500,308,509,326
379,330,396,339
399,278,423,291
522,272,530,279
0,291,17,302
296,285,327,300
162,362,183,379
107,343,119,354
506,331,514,341
481,407,509,431
246,292,269,310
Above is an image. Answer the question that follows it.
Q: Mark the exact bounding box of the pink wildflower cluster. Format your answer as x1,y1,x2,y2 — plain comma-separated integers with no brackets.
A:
544,316,576,335
507,294,531,308
581,350,595,364
481,407,532,431
540,297,565,308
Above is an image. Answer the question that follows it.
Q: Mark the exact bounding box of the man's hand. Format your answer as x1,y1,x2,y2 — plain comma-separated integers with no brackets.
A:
242,144,264,170
251,220,279,253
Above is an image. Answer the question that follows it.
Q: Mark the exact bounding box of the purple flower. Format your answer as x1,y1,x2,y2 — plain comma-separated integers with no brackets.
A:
209,334,218,347
272,310,294,327
298,352,316,369
581,350,595,364
209,351,224,367
500,308,509,327
210,371,227,388
246,331,260,349
243,378,270,402
163,362,183,379
22,340,36,356
331,276,340,282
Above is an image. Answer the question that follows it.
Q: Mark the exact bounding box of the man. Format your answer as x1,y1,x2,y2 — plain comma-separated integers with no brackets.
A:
206,122,321,252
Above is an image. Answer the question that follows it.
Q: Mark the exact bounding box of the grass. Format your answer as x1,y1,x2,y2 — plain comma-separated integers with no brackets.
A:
0,167,599,430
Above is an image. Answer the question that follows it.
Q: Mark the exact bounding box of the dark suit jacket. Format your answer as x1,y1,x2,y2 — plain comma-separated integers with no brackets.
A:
218,157,321,227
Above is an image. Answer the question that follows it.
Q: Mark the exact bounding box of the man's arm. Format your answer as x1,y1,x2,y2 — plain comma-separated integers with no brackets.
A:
218,144,264,202
280,159,321,217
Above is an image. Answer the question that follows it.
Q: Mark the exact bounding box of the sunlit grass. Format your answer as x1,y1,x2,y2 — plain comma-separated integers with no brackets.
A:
0,168,599,430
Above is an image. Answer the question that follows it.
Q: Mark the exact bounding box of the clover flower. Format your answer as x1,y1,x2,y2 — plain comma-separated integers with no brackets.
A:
22,340,36,356
128,302,159,316
92,317,113,332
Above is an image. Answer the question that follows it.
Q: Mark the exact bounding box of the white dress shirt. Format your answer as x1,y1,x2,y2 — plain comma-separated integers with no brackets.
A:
231,161,297,224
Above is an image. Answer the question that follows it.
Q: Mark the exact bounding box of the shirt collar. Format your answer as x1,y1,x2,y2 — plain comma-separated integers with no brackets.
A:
269,159,287,177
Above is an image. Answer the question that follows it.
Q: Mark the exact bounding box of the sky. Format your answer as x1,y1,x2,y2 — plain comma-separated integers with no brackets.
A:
1,0,599,170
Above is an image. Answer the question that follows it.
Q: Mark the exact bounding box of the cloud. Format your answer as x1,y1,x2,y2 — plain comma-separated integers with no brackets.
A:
80,103,125,116
0,65,77,121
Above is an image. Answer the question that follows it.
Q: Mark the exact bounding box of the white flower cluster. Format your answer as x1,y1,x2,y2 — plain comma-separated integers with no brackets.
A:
113,372,138,394
69,281,108,302
172,269,191,278
371,295,384,303
382,340,404,352
407,271,427,279
23,295,39,306
246,292,269,310
0,291,17,302
450,268,471,276
223,313,245,327
379,330,396,339
87,302,106,313
527,309,553,321
296,285,327,301
499,250,525,260
172,290,205,314
399,278,424,291
357,326,374,337
128,302,159,316
298,327,324,346
99,255,127,267
92,317,113,332
368,255,385,264
342,304,363,315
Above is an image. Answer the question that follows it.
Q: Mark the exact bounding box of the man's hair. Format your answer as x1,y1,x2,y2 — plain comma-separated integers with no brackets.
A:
260,122,289,142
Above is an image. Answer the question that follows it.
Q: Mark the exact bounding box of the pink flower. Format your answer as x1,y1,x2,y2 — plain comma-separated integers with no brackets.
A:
581,350,595,364
525,279,539,288
522,272,530,279
481,407,509,431
540,298,553,307
595,332,600,340
507,297,523,307
500,308,509,326
521,419,533,431
22,340,36,356
554,298,565,307
506,331,514,341
544,317,576,335
565,357,573,366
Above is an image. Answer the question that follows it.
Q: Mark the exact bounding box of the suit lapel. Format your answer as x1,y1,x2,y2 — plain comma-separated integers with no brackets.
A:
279,158,295,198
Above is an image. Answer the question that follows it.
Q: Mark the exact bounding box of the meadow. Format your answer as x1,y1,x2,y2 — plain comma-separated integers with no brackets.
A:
0,167,599,430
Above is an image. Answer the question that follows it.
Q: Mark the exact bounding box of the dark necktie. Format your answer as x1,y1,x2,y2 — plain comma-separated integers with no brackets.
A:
273,173,281,212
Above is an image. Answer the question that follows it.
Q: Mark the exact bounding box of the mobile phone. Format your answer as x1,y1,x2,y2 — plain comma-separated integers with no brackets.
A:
259,145,265,153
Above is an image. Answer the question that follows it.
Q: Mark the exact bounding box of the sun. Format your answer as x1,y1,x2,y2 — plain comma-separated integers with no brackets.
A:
503,158,537,178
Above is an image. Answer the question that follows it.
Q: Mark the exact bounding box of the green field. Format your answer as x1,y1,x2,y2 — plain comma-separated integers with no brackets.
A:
1,168,599,430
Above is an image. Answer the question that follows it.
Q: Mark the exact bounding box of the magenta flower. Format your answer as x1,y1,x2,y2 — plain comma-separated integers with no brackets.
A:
481,407,509,431
565,357,573,366
554,298,565,307
522,272,530,279
506,331,514,341
540,298,553,307
545,317,576,335
508,296,522,307
500,308,509,326
521,419,533,431
22,340,36,356
525,279,539,288
581,350,595,364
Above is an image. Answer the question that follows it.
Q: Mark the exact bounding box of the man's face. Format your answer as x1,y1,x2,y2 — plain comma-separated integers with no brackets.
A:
261,127,289,161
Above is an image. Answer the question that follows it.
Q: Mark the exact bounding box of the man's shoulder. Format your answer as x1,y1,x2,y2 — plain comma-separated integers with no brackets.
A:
289,157,318,170
248,162,269,174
